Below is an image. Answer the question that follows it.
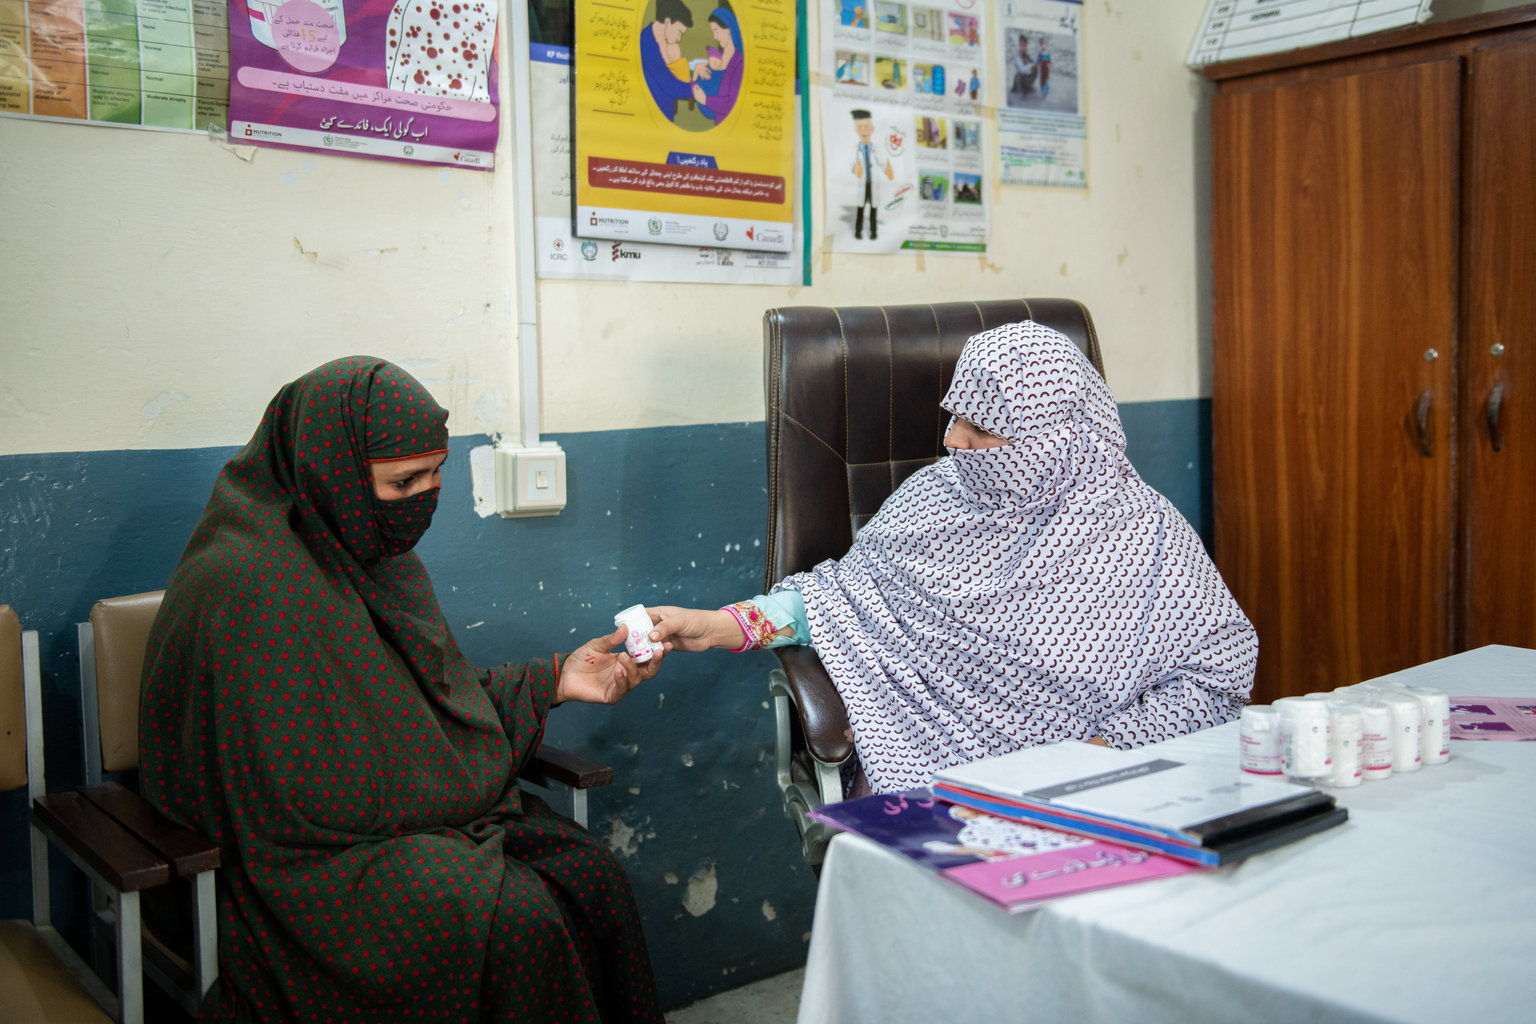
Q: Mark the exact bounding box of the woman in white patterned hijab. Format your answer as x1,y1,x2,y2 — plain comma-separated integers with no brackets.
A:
653,320,1257,794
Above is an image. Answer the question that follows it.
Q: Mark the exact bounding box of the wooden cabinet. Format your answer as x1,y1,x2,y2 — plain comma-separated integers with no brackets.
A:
1207,8,1536,703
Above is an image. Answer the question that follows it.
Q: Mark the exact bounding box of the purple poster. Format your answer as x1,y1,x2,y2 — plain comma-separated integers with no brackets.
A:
227,0,500,169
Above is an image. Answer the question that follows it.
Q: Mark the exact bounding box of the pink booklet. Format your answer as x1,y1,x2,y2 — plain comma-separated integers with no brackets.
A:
809,789,1198,913
1449,696,1536,740
942,841,1195,911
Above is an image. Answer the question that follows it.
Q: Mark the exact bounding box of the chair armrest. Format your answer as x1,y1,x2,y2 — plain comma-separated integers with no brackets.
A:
80,783,220,876
773,646,853,766
32,791,170,893
523,745,613,790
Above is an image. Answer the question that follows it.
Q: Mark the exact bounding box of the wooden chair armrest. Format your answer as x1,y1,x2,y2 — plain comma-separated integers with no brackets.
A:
32,790,170,893
773,646,853,766
524,745,613,790
80,783,220,876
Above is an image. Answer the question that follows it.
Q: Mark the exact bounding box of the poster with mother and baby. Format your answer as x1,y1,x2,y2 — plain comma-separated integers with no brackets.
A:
572,0,796,253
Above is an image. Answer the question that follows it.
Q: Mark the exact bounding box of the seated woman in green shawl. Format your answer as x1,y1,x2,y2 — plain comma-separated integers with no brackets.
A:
139,356,666,1023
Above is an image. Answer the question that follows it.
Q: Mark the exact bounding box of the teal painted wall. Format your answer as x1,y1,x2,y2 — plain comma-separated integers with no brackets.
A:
0,402,1209,1010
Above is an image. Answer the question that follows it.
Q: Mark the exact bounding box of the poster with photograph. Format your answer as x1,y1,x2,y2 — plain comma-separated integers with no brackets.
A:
997,0,1083,188
571,0,796,253
226,0,501,168
819,0,988,253
528,42,800,283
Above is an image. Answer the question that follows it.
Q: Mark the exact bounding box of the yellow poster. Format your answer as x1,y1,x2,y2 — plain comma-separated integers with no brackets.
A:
573,0,795,252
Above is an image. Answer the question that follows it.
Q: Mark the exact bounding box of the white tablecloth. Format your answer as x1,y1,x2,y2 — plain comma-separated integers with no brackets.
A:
797,645,1536,1024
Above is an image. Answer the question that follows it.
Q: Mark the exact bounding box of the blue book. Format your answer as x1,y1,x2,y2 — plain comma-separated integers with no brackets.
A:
932,742,1346,866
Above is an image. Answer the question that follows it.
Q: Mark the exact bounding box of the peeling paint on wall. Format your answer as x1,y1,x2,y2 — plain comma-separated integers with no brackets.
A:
468,444,496,518
683,863,718,917
605,814,656,857
141,392,186,419
761,900,776,922
473,389,507,436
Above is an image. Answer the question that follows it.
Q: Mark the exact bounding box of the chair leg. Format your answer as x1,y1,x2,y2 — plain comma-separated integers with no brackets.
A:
192,869,219,999
116,890,145,1024
769,670,844,867
30,825,50,927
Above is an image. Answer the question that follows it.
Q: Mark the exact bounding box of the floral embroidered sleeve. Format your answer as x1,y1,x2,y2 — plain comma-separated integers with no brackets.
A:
722,590,810,651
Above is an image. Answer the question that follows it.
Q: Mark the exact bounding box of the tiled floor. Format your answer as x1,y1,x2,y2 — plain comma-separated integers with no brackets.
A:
665,967,804,1024
143,958,806,1023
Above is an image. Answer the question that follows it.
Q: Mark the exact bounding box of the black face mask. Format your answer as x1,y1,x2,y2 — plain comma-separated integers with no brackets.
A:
372,487,440,558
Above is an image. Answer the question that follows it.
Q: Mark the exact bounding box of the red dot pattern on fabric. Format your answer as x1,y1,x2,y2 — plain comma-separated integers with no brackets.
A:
138,356,663,1022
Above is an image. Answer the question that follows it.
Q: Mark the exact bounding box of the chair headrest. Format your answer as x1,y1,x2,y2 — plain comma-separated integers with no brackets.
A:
90,591,165,774
0,605,28,791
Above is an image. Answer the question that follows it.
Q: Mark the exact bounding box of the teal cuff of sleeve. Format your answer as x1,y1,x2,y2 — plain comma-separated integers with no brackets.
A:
751,590,810,648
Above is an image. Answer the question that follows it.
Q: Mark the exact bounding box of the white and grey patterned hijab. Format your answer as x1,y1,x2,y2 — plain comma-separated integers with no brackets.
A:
780,320,1256,793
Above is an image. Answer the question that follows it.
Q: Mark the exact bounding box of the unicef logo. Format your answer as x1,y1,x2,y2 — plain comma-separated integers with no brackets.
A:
647,218,662,236
403,145,414,156
581,241,599,261
323,135,333,146
713,222,729,241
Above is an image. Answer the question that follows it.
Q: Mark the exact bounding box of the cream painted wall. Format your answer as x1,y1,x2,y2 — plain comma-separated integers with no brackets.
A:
0,0,1214,454
0,111,523,455
541,0,1217,433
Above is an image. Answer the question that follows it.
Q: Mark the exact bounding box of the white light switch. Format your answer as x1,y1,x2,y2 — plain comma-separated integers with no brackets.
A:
492,441,567,517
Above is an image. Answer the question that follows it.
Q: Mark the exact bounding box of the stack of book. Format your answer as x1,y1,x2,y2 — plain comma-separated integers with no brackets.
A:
808,789,1198,913
931,741,1347,866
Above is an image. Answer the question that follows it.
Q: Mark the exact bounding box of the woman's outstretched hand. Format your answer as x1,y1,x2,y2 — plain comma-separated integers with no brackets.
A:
646,606,745,652
554,625,669,706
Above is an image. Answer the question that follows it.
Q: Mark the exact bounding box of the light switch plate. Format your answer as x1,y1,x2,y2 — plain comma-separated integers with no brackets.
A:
516,447,566,510
493,441,566,517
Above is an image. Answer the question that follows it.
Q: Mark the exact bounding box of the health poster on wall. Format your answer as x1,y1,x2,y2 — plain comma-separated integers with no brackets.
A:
571,0,796,253
997,0,1083,188
0,0,229,131
226,0,500,168
819,0,989,253
529,42,800,283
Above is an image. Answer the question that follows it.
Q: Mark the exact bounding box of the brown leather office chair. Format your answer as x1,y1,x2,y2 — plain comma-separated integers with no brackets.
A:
73,591,614,1014
762,298,1106,866
2,603,153,1024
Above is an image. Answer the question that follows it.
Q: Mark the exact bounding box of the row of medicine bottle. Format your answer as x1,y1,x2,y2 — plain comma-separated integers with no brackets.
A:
1239,682,1450,787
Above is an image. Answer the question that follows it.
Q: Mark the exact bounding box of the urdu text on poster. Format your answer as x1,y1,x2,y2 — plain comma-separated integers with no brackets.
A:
227,0,501,169
572,0,796,254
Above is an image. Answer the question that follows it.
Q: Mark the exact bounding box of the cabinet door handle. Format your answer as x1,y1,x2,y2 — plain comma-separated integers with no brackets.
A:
1487,380,1505,453
1415,389,1433,457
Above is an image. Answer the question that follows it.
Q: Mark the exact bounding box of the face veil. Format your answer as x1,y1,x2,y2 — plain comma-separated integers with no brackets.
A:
781,321,1257,793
